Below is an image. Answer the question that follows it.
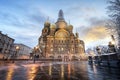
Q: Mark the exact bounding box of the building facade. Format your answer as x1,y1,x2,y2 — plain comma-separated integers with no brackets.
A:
38,10,86,60
11,43,32,59
0,31,14,58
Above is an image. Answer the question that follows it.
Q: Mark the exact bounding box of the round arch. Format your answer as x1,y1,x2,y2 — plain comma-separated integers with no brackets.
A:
55,29,70,38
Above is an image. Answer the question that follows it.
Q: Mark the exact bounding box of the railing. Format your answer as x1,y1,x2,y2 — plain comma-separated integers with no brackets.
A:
0,58,62,61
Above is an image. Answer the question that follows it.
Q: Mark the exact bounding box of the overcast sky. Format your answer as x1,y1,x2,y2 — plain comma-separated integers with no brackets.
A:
0,0,112,49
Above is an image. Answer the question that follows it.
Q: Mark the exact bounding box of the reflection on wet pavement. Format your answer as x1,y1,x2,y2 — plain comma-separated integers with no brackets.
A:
0,61,120,80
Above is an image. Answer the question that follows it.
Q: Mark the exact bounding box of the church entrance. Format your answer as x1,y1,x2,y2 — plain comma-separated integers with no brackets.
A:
64,56,69,61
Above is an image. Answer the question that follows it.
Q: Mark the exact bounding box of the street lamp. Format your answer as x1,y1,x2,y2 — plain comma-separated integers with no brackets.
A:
96,46,101,56
15,46,20,59
96,46,101,65
4,50,9,60
33,46,39,63
12,46,20,63
108,41,116,53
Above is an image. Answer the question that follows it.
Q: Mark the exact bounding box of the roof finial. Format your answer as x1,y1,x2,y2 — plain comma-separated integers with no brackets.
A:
57,9,65,21
76,28,77,33
69,20,70,25
59,9,64,18
47,16,49,21
76,29,79,38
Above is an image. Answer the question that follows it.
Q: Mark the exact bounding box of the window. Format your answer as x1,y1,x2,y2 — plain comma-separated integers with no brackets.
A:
72,41,73,43
44,29,48,33
51,40,53,43
51,48,53,51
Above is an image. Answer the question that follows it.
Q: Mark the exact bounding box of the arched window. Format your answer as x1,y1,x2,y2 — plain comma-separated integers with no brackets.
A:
71,41,73,43
44,29,47,33
51,40,53,43
58,56,61,58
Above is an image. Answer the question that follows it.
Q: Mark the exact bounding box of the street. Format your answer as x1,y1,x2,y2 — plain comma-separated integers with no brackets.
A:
0,61,120,80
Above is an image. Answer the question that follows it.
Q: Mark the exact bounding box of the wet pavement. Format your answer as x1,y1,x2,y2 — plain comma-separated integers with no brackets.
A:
0,61,120,80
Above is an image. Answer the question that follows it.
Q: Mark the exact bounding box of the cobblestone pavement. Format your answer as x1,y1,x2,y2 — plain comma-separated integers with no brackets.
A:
0,61,120,80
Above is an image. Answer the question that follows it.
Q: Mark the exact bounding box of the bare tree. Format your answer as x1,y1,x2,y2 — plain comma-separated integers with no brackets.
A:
107,0,120,46
108,0,120,26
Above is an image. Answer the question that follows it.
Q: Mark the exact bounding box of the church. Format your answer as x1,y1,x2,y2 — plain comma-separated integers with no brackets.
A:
38,10,86,60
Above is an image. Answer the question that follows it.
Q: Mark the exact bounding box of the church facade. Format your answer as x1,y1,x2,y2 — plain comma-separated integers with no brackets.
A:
38,10,86,60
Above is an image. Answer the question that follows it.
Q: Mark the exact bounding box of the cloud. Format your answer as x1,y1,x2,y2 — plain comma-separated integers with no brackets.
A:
82,26,108,41
87,17,107,26
77,18,111,48
65,5,97,19
0,6,51,48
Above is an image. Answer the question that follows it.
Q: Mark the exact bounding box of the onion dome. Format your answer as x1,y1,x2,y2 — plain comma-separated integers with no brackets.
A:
44,21,50,27
75,32,79,38
50,24,56,29
68,24,73,30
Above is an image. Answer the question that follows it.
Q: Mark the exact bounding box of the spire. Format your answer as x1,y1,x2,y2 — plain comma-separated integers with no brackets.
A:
47,16,49,21
59,9,64,19
57,9,65,21
76,29,79,38
69,20,70,25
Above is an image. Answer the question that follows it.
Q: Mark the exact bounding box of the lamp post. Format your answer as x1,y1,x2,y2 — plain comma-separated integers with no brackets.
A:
108,41,116,53
15,46,20,58
96,46,101,65
5,50,9,60
12,46,20,63
33,46,39,63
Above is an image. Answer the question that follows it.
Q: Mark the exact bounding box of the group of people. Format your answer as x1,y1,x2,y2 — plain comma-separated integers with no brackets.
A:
29,53,40,59
34,54,39,59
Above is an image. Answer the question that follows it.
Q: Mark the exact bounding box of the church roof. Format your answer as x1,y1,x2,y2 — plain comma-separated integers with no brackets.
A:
68,24,73,30
44,21,50,27
50,24,56,29
57,9,65,21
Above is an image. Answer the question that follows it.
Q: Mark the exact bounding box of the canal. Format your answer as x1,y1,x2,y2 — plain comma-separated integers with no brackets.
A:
0,61,120,80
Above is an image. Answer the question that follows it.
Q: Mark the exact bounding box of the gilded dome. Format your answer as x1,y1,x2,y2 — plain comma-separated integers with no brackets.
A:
68,24,73,30
50,24,56,29
44,21,50,27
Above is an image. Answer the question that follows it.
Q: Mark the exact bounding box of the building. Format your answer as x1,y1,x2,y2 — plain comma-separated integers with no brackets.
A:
11,43,32,59
38,10,86,60
0,31,14,58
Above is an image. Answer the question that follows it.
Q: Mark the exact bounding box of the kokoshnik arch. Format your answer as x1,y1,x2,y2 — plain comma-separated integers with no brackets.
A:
38,9,86,60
